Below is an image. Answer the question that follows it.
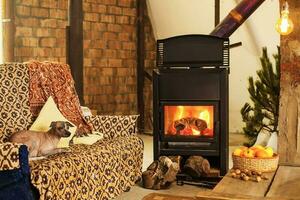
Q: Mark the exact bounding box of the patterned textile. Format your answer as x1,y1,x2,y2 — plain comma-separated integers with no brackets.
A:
28,61,92,136
0,63,33,143
85,115,139,140
0,62,144,200
0,143,21,170
30,135,144,200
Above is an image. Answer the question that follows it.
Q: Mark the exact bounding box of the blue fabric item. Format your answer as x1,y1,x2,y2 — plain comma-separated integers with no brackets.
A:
0,145,37,200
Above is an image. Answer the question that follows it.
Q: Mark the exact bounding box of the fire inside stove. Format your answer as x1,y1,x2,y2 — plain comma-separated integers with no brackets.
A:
164,105,214,137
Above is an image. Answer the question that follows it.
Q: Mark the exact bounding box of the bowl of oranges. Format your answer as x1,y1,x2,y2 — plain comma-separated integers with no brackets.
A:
232,145,278,172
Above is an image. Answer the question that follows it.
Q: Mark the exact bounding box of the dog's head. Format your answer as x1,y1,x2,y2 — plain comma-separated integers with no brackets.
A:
50,121,74,138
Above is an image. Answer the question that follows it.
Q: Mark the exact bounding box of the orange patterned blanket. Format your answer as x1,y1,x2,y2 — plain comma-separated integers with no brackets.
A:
28,61,91,135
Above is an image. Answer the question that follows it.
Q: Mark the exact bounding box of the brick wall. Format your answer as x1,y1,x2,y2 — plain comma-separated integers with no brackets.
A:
14,0,68,62
13,0,156,130
83,0,156,119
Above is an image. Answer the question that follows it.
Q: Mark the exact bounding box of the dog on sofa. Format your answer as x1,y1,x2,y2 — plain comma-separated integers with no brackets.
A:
9,121,73,157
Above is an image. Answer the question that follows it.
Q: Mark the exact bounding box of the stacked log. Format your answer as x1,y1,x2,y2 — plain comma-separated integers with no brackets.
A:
183,156,211,178
142,156,180,190
142,155,211,190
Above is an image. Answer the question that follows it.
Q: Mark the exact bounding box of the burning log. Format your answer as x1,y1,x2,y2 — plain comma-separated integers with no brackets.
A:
183,156,210,178
173,117,208,135
210,0,265,38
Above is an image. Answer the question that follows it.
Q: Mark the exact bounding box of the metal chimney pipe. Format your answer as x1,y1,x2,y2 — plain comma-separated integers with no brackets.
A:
210,0,265,38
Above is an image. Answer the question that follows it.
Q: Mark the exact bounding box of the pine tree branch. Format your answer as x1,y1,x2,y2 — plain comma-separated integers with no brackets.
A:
241,46,280,142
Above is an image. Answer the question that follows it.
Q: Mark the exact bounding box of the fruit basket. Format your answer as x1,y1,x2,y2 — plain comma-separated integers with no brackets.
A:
232,153,279,172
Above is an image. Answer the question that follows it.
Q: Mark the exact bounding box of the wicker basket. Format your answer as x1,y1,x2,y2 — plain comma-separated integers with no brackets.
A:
232,154,279,172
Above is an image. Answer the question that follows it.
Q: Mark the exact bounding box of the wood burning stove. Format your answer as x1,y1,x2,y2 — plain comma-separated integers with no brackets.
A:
153,35,229,176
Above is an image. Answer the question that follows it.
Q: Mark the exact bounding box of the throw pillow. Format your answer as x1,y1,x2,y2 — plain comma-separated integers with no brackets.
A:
29,96,77,148
85,115,139,140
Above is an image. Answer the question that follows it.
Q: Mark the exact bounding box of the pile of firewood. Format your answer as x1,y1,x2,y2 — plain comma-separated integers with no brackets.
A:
142,155,210,190
142,156,179,190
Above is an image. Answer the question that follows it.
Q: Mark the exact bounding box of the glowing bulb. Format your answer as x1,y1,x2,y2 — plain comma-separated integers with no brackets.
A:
276,1,294,35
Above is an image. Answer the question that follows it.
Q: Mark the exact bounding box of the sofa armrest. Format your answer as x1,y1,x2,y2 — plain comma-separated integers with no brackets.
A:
0,143,35,200
0,142,30,183
85,115,139,140
0,143,24,171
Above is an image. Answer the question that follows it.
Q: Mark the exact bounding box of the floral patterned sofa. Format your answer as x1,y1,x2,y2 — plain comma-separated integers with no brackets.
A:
0,63,144,200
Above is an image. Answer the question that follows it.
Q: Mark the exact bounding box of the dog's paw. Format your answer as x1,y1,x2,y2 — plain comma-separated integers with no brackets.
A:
59,148,72,153
29,156,46,161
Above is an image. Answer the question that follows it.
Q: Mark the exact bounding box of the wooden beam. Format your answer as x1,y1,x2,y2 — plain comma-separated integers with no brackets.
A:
215,0,220,27
2,0,14,62
68,0,83,104
137,0,146,133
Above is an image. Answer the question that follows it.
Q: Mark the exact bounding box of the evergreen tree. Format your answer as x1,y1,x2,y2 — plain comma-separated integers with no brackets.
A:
241,47,280,146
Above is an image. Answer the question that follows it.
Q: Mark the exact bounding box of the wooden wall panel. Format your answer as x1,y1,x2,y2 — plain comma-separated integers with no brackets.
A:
278,0,300,164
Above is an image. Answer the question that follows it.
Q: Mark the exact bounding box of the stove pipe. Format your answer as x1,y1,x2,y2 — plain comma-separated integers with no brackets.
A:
210,0,265,38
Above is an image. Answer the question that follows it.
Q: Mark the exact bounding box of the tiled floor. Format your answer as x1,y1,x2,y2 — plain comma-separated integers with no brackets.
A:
115,133,246,200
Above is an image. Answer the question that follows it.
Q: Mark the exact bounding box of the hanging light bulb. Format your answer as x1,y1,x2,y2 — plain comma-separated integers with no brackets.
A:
275,1,294,35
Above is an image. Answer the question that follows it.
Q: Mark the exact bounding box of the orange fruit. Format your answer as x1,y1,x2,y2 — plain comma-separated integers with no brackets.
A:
250,145,264,153
250,146,259,153
233,148,243,156
237,146,248,157
255,149,269,158
253,145,265,150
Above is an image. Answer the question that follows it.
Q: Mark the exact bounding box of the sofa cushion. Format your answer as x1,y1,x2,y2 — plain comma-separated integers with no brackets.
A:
85,115,139,140
0,63,33,143
29,96,76,148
